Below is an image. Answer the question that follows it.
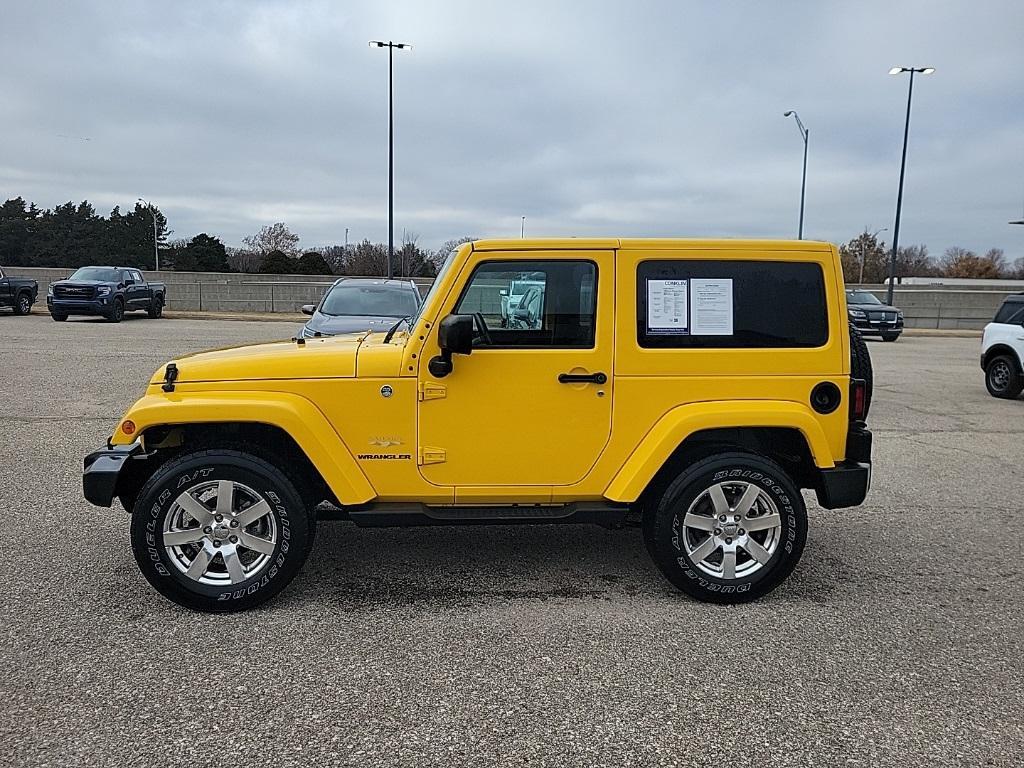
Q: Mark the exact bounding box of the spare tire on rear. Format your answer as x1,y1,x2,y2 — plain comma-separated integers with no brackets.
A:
849,322,873,418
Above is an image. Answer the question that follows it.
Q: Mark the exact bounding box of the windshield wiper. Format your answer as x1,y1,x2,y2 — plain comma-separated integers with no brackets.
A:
383,315,411,344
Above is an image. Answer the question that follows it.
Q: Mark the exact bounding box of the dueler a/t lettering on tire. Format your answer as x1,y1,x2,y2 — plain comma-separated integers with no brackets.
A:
644,452,807,603
130,449,311,612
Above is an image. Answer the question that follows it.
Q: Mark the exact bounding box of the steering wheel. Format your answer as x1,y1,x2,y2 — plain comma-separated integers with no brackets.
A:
472,313,493,345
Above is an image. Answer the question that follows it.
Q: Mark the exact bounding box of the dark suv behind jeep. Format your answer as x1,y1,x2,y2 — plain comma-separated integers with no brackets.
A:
846,289,903,342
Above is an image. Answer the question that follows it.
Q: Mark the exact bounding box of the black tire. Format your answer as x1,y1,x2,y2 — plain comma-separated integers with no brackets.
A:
147,296,164,318
107,298,124,323
13,292,32,315
985,354,1024,399
881,333,900,342
51,312,68,322
849,322,873,417
130,449,312,612
643,452,807,604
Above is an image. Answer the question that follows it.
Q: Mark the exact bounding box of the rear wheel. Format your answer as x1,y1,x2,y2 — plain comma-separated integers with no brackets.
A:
849,322,873,417
13,293,32,315
147,296,163,318
643,452,807,603
985,355,1023,399
130,449,313,612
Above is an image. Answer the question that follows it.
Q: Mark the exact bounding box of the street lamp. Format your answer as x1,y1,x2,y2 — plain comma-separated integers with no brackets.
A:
521,216,525,238
137,197,160,271
369,40,412,279
783,110,809,239
858,227,888,284
885,66,934,305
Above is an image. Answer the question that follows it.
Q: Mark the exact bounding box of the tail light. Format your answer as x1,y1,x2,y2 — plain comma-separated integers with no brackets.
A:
850,379,867,422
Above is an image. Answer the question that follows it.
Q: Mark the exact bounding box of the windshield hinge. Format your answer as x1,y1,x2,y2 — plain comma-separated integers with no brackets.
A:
162,363,178,392
418,446,446,465
418,382,446,401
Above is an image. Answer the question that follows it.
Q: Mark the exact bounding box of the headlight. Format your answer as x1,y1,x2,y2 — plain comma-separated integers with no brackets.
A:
897,311,904,319
97,286,111,296
849,309,866,318
47,284,54,296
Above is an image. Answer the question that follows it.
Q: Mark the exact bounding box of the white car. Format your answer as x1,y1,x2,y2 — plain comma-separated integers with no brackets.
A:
981,293,1024,399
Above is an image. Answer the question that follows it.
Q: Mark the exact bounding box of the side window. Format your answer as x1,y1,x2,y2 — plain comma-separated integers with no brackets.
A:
637,259,829,348
454,260,597,348
993,301,1024,325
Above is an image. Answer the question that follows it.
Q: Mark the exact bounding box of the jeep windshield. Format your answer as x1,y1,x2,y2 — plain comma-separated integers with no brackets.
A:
320,284,418,317
69,267,120,282
411,248,457,325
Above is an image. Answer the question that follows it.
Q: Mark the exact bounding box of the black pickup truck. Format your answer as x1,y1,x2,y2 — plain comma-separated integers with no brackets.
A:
0,266,39,315
48,266,166,323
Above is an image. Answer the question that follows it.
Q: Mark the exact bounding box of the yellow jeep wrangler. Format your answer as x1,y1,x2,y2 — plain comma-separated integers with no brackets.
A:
83,238,872,611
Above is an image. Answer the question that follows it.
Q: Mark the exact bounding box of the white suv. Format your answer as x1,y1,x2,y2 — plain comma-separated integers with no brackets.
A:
981,293,1024,399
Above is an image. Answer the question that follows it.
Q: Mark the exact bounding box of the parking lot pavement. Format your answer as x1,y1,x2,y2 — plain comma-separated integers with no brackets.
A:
2,312,1022,767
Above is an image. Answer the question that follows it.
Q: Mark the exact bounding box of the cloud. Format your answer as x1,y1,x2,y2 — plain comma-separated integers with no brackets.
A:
1,0,1021,257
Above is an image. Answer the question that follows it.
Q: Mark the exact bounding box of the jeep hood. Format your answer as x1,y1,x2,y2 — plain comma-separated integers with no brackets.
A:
149,333,367,385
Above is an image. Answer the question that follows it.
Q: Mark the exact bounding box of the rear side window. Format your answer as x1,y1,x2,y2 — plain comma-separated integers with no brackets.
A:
993,299,1024,325
637,260,829,348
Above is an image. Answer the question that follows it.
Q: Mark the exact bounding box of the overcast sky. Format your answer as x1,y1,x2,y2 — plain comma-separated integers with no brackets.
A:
2,0,1022,256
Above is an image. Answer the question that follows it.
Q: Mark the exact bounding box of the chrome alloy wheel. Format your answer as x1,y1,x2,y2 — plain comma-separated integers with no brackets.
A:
162,480,278,586
679,480,783,580
989,360,1011,392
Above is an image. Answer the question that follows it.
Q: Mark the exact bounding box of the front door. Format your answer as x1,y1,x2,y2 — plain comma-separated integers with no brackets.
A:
417,252,614,491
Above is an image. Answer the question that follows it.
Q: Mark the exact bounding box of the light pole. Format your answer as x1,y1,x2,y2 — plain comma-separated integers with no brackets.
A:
521,216,525,238
137,197,160,271
369,40,411,280
886,66,934,305
783,111,809,239
858,227,887,284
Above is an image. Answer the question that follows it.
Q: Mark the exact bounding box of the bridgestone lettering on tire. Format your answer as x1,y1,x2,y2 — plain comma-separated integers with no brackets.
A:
129,449,312,612
644,452,807,604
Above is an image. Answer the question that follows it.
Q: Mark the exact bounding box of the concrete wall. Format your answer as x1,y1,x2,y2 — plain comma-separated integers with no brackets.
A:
7,266,1017,328
856,286,1013,330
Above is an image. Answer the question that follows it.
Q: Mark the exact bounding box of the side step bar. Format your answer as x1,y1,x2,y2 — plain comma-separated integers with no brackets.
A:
346,502,630,529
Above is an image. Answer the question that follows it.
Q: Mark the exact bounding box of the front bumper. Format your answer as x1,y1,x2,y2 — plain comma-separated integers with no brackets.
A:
815,426,872,509
850,314,903,336
48,297,113,316
83,442,144,507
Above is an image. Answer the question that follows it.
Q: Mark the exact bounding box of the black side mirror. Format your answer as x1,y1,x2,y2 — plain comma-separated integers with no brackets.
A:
429,314,474,378
301,304,316,316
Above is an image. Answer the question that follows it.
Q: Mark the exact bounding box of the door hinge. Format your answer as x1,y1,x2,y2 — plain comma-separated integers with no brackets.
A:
418,446,446,465
418,381,447,401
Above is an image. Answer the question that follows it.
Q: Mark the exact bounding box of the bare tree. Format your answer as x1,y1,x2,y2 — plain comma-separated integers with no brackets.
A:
243,222,301,258
940,247,1006,279
226,247,260,273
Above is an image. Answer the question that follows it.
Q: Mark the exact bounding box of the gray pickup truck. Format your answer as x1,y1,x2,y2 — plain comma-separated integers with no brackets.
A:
48,266,166,322
0,266,39,315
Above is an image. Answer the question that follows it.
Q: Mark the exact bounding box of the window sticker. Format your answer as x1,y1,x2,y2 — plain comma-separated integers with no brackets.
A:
646,279,689,334
690,278,733,335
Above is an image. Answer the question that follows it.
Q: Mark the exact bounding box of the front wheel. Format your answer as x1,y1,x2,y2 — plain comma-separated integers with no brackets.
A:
130,449,313,612
107,299,124,323
644,452,807,603
985,355,1023,399
881,332,900,342
51,312,68,322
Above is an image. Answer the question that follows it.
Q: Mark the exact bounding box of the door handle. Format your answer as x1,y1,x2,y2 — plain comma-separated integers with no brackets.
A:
558,372,607,384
